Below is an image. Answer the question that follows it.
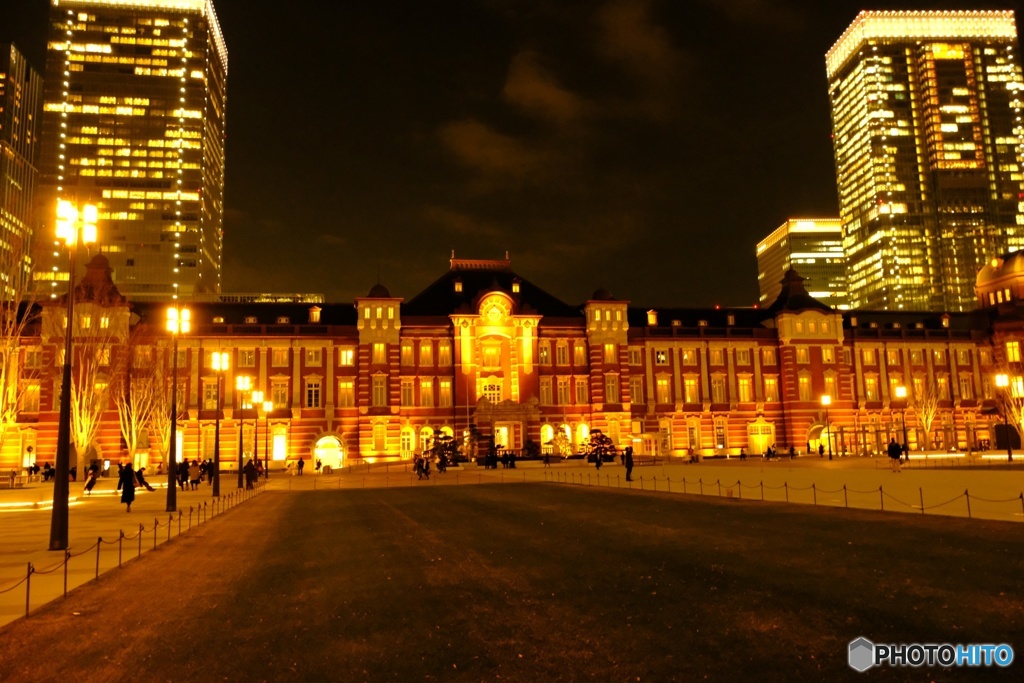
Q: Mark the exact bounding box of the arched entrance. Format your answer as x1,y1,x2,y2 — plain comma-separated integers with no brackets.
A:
313,435,344,469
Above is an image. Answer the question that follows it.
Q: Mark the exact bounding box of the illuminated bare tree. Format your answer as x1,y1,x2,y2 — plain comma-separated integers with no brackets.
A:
112,334,160,463
913,378,940,450
0,234,39,457
994,370,1024,448
549,430,572,456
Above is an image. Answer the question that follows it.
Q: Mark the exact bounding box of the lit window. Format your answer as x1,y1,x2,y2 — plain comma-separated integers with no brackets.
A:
605,375,620,403
630,376,644,403
1007,341,1021,363
238,349,255,367
575,379,588,404
655,350,668,365
338,380,355,407
604,344,617,365
272,348,289,367
438,342,452,366
796,347,809,364
539,343,551,365
401,342,414,366
798,375,811,401
420,342,433,366
420,379,434,407
822,347,835,364
439,379,452,407
656,377,670,404
305,348,322,367
738,376,752,402
372,343,386,364
763,376,778,402
339,348,354,366
684,377,699,403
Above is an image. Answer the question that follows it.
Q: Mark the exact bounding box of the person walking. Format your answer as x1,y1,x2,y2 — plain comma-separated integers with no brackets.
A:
244,459,257,489
887,438,902,473
83,465,100,495
543,451,551,467
188,460,202,490
297,457,305,476
624,446,634,482
117,462,137,512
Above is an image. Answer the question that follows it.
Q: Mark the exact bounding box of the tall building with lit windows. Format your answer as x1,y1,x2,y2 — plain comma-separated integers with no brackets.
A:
826,10,1024,312
0,43,42,298
36,0,227,302
756,218,847,310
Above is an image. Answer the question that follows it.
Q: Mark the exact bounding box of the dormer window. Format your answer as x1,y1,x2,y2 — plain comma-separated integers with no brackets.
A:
213,316,224,324
512,279,521,294
308,306,321,324
941,314,950,329
245,316,257,324
277,316,290,324
671,320,681,327
647,310,658,326
454,279,463,293
698,320,708,327
726,314,735,326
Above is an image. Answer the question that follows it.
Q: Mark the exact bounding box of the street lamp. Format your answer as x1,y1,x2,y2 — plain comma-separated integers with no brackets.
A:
821,394,833,461
894,385,908,454
236,374,251,489
995,374,1013,462
49,199,97,551
252,390,263,478
263,399,273,479
165,306,190,512
211,351,229,497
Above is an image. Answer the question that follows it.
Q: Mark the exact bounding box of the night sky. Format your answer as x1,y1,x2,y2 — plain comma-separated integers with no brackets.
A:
4,1,1021,307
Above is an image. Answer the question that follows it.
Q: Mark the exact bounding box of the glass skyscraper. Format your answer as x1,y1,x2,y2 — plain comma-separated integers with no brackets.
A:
827,10,1024,311
37,0,227,301
0,43,41,299
756,218,848,310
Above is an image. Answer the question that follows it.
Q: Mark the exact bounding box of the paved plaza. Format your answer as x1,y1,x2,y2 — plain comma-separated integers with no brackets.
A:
1,454,1021,628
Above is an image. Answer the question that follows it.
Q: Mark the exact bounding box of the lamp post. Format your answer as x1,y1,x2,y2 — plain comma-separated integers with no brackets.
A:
252,390,263,478
211,352,229,497
821,394,833,461
236,375,251,489
49,200,97,551
995,373,1013,462
165,306,190,512
894,385,908,454
263,399,273,479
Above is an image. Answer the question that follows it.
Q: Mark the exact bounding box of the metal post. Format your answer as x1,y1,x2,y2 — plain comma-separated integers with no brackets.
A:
213,373,222,497
166,330,179,512
48,246,76,551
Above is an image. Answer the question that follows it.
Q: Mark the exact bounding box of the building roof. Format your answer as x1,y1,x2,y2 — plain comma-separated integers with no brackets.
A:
402,258,580,318
764,269,833,315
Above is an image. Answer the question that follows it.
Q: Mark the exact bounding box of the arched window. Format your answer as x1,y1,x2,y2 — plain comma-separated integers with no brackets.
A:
575,423,589,449
540,424,554,453
420,426,434,453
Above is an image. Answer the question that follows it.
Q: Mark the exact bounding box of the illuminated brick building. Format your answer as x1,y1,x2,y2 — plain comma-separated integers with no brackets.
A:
35,0,227,302
756,218,847,310
2,255,1022,476
0,43,42,296
826,10,1024,312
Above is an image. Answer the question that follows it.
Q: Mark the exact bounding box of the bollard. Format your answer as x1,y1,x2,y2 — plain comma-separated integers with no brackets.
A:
63,550,70,598
699,478,703,495
668,478,672,493
785,482,789,503
965,489,971,518
843,485,848,508
25,563,32,618
153,518,159,549
879,486,884,511
119,531,124,567
717,480,721,497
760,481,764,501
138,524,144,557
168,515,173,542
95,537,102,579
812,484,817,506
920,487,925,514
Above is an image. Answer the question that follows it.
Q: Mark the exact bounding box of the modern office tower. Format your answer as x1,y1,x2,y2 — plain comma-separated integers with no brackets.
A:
827,10,1024,312
756,218,847,310
37,0,227,302
0,43,42,299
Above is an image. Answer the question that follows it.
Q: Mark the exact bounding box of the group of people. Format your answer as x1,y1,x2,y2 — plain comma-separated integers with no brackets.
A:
176,459,216,490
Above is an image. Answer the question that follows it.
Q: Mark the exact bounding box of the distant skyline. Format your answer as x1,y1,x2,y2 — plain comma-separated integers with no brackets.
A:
4,0,1021,308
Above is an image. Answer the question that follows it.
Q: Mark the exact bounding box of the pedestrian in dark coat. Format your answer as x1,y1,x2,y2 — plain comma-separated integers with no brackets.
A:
84,466,100,495
117,463,137,512
244,459,257,489
135,466,156,491
624,446,634,481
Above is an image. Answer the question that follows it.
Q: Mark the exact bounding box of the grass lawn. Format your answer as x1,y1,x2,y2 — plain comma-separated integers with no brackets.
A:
1,484,1021,682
